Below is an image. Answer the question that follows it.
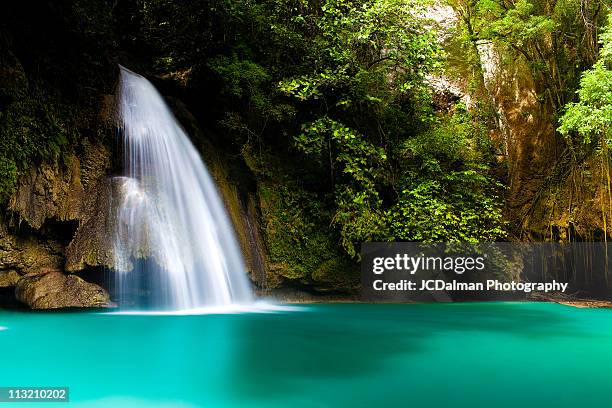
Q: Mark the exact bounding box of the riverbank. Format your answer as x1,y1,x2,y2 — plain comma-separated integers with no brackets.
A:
262,288,612,308
528,292,612,308
3,287,612,310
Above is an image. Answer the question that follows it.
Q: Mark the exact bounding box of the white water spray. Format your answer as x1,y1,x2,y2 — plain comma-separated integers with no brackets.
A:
113,66,253,310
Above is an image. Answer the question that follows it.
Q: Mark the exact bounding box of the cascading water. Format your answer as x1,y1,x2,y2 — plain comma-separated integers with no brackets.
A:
113,65,253,311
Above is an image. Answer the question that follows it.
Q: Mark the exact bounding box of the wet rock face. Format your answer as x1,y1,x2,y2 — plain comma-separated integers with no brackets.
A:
15,271,110,309
476,42,558,229
9,159,84,230
0,270,20,288
64,177,118,272
474,42,605,240
6,140,119,274
9,142,111,230
0,224,63,285
0,129,117,308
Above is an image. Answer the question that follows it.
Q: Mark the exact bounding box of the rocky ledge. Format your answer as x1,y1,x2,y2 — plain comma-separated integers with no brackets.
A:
15,270,110,309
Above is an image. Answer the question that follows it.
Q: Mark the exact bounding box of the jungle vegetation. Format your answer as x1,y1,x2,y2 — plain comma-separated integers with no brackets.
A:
0,0,610,279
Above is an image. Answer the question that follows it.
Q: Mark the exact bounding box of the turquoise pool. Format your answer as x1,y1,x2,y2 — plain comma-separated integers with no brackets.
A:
0,302,610,407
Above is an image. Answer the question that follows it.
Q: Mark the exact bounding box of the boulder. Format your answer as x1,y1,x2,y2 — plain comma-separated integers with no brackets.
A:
15,271,110,309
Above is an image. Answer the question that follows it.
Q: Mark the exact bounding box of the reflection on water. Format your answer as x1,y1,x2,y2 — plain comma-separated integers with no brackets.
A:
0,303,610,407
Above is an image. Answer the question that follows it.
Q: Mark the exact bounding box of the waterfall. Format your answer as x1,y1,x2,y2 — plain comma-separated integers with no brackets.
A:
113,65,253,310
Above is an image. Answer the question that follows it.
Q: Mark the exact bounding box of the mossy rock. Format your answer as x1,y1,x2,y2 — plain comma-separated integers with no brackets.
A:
257,176,358,292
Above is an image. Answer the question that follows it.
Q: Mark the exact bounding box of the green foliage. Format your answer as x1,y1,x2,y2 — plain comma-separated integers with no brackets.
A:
482,0,556,46
0,0,510,280
259,180,357,285
292,100,505,255
208,56,270,101
194,0,504,259
333,186,391,258
392,173,505,242
244,143,359,285
559,16,612,145
392,104,506,242
296,117,390,257
296,118,387,188
0,0,116,204
449,0,608,110
0,157,17,201
278,0,440,100
0,80,71,202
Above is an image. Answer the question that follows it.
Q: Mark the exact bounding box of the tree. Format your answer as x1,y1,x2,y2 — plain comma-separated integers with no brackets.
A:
559,15,612,241
558,15,612,145
448,0,607,111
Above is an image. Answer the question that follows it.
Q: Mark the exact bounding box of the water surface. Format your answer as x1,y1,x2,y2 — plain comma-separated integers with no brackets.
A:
0,302,609,407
